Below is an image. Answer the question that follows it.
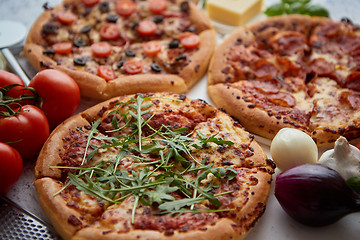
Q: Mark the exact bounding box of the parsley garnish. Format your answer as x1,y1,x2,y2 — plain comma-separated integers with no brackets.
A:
53,94,237,223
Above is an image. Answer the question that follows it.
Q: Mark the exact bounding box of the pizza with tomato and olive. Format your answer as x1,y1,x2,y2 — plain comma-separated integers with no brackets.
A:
34,92,275,240
208,14,360,147
24,0,215,100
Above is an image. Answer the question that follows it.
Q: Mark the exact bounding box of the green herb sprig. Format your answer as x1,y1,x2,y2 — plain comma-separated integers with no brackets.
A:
265,0,329,17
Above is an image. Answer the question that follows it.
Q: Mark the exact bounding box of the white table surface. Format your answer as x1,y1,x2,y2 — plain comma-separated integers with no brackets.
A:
1,0,360,239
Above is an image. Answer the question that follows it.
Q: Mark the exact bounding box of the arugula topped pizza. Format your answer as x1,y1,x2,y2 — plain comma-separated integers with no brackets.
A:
34,92,275,240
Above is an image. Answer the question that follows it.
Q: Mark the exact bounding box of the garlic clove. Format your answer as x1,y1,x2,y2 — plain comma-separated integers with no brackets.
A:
270,128,318,171
318,136,360,180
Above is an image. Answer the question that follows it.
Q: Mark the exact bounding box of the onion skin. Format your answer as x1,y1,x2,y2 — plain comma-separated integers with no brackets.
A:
275,164,360,227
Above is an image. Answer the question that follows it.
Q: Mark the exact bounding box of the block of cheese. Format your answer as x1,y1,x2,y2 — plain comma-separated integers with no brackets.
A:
206,0,263,26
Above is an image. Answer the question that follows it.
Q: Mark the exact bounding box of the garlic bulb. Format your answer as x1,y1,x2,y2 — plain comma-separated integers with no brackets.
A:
270,128,318,171
318,136,360,180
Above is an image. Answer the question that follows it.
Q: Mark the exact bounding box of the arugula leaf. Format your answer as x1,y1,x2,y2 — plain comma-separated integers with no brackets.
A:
346,177,360,193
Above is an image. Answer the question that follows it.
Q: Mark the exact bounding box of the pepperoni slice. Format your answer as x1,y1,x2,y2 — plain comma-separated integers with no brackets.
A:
91,42,112,58
57,11,77,25
52,42,73,54
179,33,200,49
254,59,279,78
143,41,162,56
81,0,100,7
137,20,157,36
97,65,116,81
100,23,120,40
308,58,335,75
123,60,143,74
149,0,167,14
116,0,136,17
345,72,360,91
268,92,296,107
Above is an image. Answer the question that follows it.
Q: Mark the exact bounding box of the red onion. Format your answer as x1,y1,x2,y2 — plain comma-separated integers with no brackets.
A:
275,164,360,226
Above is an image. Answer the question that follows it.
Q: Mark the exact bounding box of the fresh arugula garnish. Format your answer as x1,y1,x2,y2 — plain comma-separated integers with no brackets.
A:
55,94,238,223
265,0,329,17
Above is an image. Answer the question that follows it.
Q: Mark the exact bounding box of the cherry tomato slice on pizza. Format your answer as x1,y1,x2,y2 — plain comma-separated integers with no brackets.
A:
179,33,200,49
98,65,117,81
143,41,162,56
29,69,80,130
137,20,157,36
149,0,167,14
116,0,136,17
0,105,49,159
100,23,120,40
123,60,143,74
57,10,77,25
91,42,112,57
0,142,23,195
52,42,73,54
82,0,100,7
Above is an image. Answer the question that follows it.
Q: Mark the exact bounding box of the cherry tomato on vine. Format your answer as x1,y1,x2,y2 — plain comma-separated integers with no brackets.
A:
0,105,49,159
29,69,80,129
0,142,23,195
0,70,34,111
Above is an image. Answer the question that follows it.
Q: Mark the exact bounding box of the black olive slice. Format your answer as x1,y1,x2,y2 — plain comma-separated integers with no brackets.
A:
169,39,179,49
73,57,87,66
43,23,56,34
151,63,162,72
125,49,136,57
80,25,92,33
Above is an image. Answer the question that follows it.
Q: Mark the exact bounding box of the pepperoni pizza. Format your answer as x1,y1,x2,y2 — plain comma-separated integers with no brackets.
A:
208,15,360,146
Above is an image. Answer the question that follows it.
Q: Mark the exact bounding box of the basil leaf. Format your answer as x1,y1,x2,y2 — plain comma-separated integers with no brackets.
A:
264,3,285,16
304,4,329,17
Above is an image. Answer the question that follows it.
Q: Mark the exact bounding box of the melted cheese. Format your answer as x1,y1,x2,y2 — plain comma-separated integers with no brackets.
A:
206,0,263,26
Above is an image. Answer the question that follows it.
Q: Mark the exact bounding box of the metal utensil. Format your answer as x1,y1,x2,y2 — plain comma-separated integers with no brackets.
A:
0,196,61,240
0,20,30,85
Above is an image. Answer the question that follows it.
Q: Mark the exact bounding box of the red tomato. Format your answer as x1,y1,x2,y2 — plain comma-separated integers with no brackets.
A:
123,60,143,74
52,42,73,54
137,20,157,36
0,143,23,195
82,0,100,7
149,0,167,14
116,0,136,17
91,42,112,57
0,105,49,159
100,23,120,40
29,69,80,129
179,33,200,49
97,65,117,81
57,10,77,25
143,41,162,56
0,70,33,111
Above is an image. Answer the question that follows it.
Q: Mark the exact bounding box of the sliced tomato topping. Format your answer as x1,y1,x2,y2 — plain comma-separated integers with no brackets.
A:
91,42,112,57
123,60,143,74
81,0,100,7
52,42,73,54
137,20,157,36
179,33,200,49
116,0,136,17
143,41,162,56
100,23,120,40
57,10,77,25
149,0,167,14
97,65,116,81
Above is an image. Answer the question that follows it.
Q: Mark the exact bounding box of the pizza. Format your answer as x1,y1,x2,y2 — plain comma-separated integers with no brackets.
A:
24,0,215,100
207,14,360,147
34,92,275,240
